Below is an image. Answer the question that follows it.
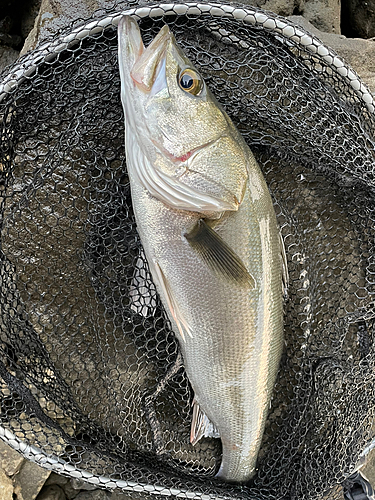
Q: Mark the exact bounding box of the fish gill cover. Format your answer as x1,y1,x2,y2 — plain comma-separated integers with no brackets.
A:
0,2,374,499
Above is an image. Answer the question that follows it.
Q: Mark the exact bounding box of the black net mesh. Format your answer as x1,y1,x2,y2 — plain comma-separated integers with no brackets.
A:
0,2,374,499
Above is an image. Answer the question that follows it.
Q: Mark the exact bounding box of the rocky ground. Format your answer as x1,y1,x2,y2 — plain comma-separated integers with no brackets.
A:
0,0,375,499
0,439,140,500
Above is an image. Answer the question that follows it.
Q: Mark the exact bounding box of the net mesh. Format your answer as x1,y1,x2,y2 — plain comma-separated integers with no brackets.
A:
0,2,374,499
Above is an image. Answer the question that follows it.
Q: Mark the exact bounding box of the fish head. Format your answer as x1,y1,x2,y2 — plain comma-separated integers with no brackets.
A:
118,16,249,215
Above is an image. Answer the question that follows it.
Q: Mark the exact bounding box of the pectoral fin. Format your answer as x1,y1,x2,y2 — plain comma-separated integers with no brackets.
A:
150,259,193,342
184,219,255,287
190,399,220,446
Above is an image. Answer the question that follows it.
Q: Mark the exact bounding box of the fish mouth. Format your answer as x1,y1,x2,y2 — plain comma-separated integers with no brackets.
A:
119,16,171,92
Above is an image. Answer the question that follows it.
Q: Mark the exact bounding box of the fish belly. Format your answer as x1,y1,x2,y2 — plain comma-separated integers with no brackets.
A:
129,169,283,483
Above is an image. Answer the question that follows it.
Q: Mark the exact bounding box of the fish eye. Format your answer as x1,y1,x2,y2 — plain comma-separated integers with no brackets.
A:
178,69,203,96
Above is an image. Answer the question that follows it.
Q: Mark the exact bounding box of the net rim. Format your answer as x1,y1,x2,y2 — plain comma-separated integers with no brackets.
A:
0,426,225,499
0,1,373,112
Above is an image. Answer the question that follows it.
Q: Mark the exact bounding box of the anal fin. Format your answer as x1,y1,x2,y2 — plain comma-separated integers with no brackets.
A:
190,399,220,446
184,219,255,288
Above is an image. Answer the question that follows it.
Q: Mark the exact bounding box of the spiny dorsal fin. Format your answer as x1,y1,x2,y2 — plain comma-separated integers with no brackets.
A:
184,219,255,288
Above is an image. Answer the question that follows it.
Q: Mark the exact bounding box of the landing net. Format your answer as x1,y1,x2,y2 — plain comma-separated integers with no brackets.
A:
0,3,374,499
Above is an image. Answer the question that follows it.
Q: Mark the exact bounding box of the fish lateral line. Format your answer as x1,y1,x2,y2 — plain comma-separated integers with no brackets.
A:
184,219,255,288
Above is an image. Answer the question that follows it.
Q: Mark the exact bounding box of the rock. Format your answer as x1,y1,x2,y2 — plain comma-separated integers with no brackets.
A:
0,45,19,71
21,0,43,39
0,16,22,48
13,460,51,500
74,490,110,500
20,0,318,55
0,13,24,49
37,485,66,500
0,439,25,477
20,0,61,55
45,473,69,488
322,484,345,499
0,32,22,47
0,468,13,500
288,15,375,94
241,0,302,17
21,0,101,55
70,479,97,492
55,479,97,500
108,493,133,500
0,16,13,34
63,480,110,500
302,0,341,33
62,482,81,500
361,447,375,488
341,0,375,39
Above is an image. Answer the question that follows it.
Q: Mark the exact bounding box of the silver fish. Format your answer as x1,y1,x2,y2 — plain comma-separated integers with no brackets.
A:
118,16,286,483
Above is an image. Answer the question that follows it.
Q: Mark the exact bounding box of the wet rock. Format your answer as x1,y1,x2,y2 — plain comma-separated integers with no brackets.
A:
0,468,13,500
0,439,25,477
37,485,67,500
289,15,375,93
13,460,51,500
303,0,341,33
341,0,375,39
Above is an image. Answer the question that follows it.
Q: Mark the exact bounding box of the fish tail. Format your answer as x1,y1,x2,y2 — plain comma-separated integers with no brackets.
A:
215,444,257,484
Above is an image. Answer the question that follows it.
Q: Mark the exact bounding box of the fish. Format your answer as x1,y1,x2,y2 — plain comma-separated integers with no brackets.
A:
118,16,286,483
